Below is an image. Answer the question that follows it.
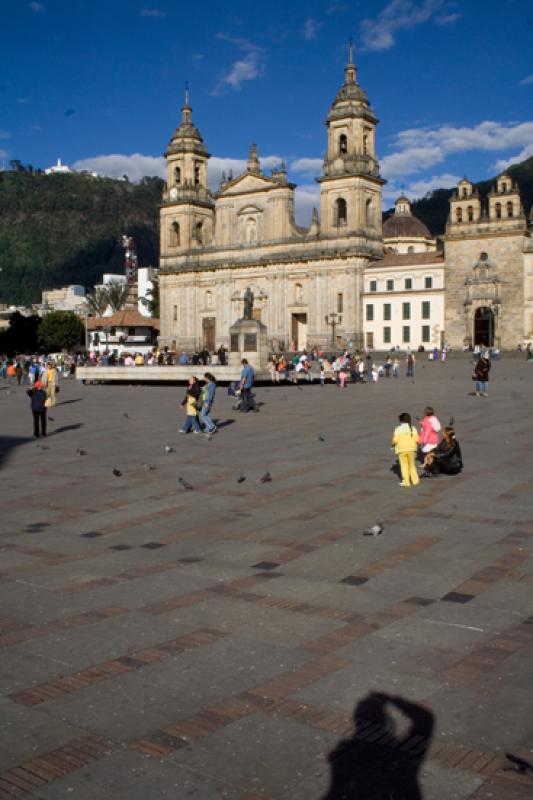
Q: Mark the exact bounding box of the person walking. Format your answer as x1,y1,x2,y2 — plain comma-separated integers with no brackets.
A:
406,352,415,378
42,361,59,407
392,412,420,487
27,380,47,438
179,376,201,433
239,358,256,412
473,352,491,397
200,373,217,434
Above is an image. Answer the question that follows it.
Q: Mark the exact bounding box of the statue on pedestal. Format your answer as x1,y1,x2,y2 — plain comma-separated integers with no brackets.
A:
243,286,254,320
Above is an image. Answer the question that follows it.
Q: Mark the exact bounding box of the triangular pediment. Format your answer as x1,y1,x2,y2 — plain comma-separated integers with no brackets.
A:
219,172,277,196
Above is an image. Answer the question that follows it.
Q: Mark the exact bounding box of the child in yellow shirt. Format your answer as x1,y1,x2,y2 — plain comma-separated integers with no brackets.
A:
392,412,420,487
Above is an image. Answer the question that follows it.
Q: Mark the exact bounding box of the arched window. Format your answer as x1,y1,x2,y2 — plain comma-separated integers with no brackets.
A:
196,221,203,245
194,162,200,187
336,197,347,226
339,134,348,155
507,201,514,218
502,182,507,193
174,166,181,186
365,197,373,226
295,283,303,304
363,134,368,155
495,202,502,219
246,218,257,243
467,206,473,222
462,187,468,198
170,221,180,247
456,207,463,223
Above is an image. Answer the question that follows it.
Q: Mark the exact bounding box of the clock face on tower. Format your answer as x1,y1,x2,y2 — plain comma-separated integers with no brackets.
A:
169,187,178,201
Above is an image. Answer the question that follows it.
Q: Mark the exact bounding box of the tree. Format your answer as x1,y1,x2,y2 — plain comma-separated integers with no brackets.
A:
0,311,40,355
38,311,84,352
104,281,130,312
85,286,109,316
140,272,160,317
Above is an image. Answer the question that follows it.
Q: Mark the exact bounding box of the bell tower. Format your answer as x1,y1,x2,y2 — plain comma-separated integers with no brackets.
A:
160,85,214,256
318,42,385,238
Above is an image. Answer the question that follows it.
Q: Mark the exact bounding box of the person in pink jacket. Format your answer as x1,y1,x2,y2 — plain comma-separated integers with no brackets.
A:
419,406,441,470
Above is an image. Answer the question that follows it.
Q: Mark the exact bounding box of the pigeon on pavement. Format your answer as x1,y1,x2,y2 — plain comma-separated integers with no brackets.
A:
260,472,272,483
123,413,130,419
76,448,86,456
164,445,175,453
237,473,246,484
363,522,384,536
318,433,326,442
142,463,157,471
179,477,194,490
112,468,122,477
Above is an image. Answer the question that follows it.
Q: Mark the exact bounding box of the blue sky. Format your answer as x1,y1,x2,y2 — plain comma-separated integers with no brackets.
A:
1,0,533,222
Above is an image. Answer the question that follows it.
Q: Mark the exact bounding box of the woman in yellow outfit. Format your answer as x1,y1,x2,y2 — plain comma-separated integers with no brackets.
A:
392,412,420,487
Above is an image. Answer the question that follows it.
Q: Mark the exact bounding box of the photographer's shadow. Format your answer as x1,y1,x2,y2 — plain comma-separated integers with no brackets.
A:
322,692,434,799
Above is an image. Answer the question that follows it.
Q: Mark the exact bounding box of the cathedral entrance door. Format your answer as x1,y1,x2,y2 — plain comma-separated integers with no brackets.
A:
291,313,307,350
202,317,216,352
474,306,494,348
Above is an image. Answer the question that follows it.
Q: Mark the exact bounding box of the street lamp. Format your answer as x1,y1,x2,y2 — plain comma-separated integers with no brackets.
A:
325,312,342,348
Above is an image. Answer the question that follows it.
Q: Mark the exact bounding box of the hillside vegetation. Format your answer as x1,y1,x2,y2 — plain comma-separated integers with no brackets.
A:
0,170,162,305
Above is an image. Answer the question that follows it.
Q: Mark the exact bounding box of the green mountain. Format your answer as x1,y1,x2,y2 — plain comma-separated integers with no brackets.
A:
0,169,163,306
384,156,533,236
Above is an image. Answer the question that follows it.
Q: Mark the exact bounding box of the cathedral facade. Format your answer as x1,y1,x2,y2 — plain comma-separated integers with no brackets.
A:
158,55,533,353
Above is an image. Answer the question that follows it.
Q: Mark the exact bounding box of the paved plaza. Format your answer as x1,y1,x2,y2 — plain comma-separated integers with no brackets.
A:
1,356,533,799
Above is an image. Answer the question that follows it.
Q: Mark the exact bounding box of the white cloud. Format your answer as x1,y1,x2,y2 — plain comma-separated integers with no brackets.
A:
302,18,319,41
290,157,323,176
520,75,533,86
72,154,166,181
381,146,444,178
294,184,320,226
382,173,460,205
141,8,166,17
360,0,444,51
435,12,461,25
211,38,265,95
492,143,533,173
28,1,44,10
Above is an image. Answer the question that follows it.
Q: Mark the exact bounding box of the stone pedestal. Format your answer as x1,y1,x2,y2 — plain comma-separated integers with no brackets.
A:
228,318,269,370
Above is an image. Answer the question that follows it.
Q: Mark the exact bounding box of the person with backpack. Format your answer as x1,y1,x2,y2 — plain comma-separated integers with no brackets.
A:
473,352,491,397
392,412,420,487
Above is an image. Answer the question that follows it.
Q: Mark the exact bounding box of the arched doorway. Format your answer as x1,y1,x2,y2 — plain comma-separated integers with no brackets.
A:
474,306,494,347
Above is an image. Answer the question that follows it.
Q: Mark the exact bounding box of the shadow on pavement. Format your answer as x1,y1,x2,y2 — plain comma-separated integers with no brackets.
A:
321,692,434,799
57,398,83,406
0,435,35,469
215,419,236,429
50,423,84,435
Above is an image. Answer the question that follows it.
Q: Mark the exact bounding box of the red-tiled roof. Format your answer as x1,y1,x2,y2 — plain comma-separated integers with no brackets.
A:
371,252,445,268
87,310,160,330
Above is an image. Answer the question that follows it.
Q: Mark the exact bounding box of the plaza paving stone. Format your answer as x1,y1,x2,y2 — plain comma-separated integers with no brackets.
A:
1,354,532,798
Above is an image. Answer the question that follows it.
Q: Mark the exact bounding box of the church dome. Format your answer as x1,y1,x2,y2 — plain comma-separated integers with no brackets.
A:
166,87,209,157
383,196,432,240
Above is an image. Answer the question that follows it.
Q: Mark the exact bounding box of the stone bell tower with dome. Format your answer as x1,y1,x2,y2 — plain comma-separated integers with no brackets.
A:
159,86,215,258
318,42,385,241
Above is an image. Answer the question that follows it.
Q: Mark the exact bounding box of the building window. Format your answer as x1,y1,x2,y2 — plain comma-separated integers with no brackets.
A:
339,134,348,154
174,166,181,186
386,279,394,291
495,202,502,219
462,187,467,198
424,276,433,289
335,197,347,226
383,304,391,321
205,290,212,309
502,182,507,192
369,280,377,292
467,205,473,221
173,305,178,321
366,303,374,321
422,301,431,319
383,327,391,344
402,302,410,320
403,326,410,343
405,278,412,290
337,293,344,313
246,217,257,243
507,201,514,218
170,221,180,247
194,162,200,186
407,246,414,254
196,221,203,245
366,197,373,226
422,325,430,342
363,133,368,155
456,207,463,223
295,283,303,303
